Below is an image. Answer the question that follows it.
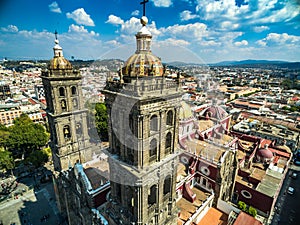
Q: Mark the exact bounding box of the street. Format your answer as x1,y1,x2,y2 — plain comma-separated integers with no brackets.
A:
271,165,300,225
0,180,59,225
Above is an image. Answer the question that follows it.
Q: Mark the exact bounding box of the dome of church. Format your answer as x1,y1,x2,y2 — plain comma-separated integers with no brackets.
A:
201,105,228,120
122,53,164,77
257,144,273,159
49,39,73,70
122,16,164,77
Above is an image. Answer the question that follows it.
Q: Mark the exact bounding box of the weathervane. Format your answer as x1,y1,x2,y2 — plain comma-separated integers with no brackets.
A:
140,0,149,17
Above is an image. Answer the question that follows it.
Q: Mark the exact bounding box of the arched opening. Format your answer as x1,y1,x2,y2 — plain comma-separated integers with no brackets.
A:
163,176,172,195
165,132,172,154
63,125,71,141
61,99,67,111
76,123,82,136
166,110,173,126
150,115,158,131
148,185,157,206
59,87,65,97
71,86,77,95
149,138,157,163
73,98,78,109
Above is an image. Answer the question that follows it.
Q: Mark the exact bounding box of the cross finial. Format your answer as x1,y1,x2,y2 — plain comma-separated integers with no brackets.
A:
140,0,149,17
54,30,58,40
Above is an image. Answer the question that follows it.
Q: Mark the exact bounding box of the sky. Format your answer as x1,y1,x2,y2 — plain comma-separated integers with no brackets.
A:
0,0,300,64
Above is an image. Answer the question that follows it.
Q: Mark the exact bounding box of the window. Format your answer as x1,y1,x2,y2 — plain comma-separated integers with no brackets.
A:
165,132,172,154
241,190,252,199
166,110,173,126
150,115,158,131
148,185,157,205
150,138,157,157
163,176,171,195
63,125,71,141
61,99,67,111
59,87,65,97
71,86,77,95
73,98,78,109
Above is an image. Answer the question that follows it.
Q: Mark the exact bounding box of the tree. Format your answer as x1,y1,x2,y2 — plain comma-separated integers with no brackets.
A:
94,103,108,141
6,114,49,159
238,201,247,211
0,148,14,173
0,124,10,148
26,149,49,168
248,206,257,217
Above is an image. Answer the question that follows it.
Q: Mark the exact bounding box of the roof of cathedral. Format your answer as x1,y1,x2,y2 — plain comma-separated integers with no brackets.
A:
257,144,273,159
201,105,228,120
122,16,164,77
49,39,73,70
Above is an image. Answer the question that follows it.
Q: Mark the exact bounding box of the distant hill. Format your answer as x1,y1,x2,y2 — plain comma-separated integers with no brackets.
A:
210,59,300,69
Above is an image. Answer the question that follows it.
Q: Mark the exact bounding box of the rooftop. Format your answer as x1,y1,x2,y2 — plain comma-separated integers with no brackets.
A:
177,187,211,225
196,207,228,225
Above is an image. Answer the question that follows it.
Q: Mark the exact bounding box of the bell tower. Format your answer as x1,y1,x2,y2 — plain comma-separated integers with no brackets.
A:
104,9,182,225
41,33,92,172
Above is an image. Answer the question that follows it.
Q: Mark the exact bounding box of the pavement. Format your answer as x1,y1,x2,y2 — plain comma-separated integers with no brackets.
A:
269,164,300,225
0,163,64,225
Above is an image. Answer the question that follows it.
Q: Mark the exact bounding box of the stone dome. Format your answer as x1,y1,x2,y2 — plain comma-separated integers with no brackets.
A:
122,16,164,77
201,105,228,120
49,57,73,70
49,39,73,70
122,53,164,77
257,144,273,159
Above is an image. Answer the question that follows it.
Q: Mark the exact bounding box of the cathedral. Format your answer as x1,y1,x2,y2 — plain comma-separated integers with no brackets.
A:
41,2,284,225
42,2,182,225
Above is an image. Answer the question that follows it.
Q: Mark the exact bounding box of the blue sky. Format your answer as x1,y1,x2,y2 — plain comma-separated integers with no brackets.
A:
0,0,299,63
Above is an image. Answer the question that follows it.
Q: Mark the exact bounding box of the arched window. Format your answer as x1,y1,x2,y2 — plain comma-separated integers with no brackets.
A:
59,87,65,97
163,176,172,195
73,98,78,109
76,123,82,136
61,99,67,111
63,125,71,141
71,86,77,95
166,132,172,149
166,110,173,126
150,115,158,131
150,138,157,162
148,185,157,206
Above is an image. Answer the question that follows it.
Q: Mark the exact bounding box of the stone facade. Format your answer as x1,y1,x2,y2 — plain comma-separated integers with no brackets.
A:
41,38,94,223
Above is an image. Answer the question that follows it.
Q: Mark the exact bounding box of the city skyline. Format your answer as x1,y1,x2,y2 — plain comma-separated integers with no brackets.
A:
0,0,300,63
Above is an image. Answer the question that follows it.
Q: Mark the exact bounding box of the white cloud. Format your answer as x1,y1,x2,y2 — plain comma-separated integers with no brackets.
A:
152,0,173,7
106,15,124,25
68,24,88,33
253,26,269,33
180,10,199,21
1,25,18,33
220,21,239,30
48,2,61,14
234,40,248,47
257,33,300,46
66,8,95,26
157,38,190,46
195,0,299,29
160,23,208,41
131,10,140,16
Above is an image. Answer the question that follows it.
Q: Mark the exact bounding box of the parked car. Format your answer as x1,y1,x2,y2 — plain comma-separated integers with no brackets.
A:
291,172,297,179
287,186,294,195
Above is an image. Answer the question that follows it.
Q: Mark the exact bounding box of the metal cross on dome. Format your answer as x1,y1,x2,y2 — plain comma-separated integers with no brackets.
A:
140,0,149,17
54,30,58,40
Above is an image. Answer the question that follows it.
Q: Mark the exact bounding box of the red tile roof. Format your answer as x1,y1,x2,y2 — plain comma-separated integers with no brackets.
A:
233,212,263,225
